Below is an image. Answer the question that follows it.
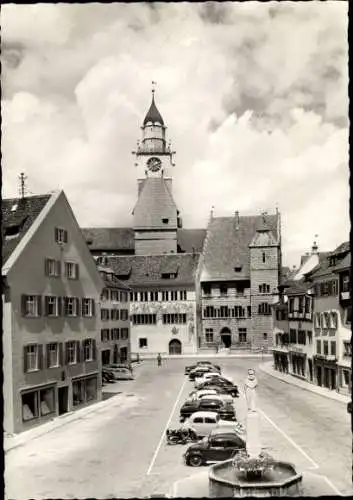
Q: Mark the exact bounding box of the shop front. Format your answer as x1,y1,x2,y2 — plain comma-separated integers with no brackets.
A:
289,350,307,378
313,355,337,390
273,348,290,373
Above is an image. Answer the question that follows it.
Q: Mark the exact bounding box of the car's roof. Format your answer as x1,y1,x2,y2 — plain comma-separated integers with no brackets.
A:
190,411,219,418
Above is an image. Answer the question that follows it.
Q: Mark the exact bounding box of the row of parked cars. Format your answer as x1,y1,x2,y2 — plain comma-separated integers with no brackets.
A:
166,360,247,467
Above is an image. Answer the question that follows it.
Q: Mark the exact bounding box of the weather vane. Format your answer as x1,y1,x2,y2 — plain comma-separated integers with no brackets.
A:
152,80,157,95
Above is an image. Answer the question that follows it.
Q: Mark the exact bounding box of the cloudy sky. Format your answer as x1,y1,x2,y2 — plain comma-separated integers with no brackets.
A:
1,2,349,267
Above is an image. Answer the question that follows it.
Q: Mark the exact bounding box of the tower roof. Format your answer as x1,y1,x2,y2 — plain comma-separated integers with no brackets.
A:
143,92,165,126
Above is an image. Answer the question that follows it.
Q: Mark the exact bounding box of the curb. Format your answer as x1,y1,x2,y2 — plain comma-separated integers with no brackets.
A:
138,354,273,360
259,361,349,404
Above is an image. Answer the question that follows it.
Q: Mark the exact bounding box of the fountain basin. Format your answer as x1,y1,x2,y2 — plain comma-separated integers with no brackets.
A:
209,459,303,497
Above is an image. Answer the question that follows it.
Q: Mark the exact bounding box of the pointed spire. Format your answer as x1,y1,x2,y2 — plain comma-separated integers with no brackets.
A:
143,81,165,126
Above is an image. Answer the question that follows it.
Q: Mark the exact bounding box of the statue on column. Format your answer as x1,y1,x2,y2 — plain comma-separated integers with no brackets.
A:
244,369,258,412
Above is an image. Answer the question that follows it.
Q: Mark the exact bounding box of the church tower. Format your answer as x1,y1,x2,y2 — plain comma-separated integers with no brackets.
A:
249,213,280,349
132,86,181,255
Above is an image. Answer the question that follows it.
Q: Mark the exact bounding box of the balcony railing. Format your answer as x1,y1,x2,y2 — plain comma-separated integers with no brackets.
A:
314,354,337,362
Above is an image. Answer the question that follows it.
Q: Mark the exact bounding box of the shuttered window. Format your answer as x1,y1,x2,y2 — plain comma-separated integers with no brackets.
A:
23,344,42,372
21,295,42,317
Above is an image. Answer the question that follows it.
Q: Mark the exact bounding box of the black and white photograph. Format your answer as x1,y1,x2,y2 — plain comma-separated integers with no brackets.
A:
2,1,351,498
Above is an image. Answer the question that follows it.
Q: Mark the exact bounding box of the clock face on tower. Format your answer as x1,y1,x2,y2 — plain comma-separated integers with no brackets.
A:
146,157,162,172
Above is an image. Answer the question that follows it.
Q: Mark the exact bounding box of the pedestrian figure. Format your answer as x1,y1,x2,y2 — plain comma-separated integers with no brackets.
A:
157,353,162,367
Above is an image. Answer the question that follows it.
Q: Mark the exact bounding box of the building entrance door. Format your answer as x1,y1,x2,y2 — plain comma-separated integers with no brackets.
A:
101,350,111,366
330,369,336,390
58,386,68,415
120,347,128,363
316,366,322,386
220,327,232,348
308,359,313,381
324,367,330,388
169,339,182,354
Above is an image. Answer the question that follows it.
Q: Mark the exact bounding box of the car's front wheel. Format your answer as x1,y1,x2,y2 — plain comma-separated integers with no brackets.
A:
187,454,203,467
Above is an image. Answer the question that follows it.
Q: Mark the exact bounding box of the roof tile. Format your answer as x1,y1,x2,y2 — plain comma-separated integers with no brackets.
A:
2,195,51,266
202,214,279,281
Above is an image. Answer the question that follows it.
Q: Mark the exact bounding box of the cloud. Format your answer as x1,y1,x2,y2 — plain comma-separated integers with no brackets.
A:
1,2,349,267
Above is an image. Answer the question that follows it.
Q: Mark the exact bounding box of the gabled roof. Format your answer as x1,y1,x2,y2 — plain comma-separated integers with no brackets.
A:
329,241,350,257
133,178,178,229
177,229,206,253
102,253,200,287
82,227,134,251
81,227,206,254
249,229,278,248
201,214,278,281
305,249,348,280
333,252,351,272
2,195,51,266
286,280,311,296
143,94,164,126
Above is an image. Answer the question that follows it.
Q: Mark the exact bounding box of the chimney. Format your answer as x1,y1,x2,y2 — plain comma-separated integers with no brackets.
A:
234,211,239,230
192,246,196,257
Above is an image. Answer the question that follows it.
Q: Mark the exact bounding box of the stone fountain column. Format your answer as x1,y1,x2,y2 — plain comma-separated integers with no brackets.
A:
244,369,261,459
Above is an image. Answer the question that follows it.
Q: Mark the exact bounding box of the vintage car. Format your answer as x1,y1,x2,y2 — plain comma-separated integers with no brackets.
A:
194,371,233,388
188,365,221,381
197,380,239,398
108,367,134,380
180,397,236,422
184,361,221,375
182,411,244,438
187,388,232,404
183,428,246,466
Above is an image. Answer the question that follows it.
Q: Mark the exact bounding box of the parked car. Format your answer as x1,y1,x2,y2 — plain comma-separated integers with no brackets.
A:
102,368,115,383
187,389,233,404
185,361,221,375
183,429,246,466
108,367,134,380
189,365,221,381
198,380,239,398
109,363,133,373
182,411,244,438
180,398,236,422
195,372,233,388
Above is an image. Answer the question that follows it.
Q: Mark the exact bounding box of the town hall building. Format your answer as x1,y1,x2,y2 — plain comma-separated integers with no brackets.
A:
82,89,282,356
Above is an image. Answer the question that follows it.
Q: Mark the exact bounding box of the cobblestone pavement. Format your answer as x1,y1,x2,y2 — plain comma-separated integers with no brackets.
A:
5,358,352,498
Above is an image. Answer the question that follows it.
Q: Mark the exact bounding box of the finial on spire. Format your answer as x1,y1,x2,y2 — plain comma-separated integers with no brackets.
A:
152,80,157,96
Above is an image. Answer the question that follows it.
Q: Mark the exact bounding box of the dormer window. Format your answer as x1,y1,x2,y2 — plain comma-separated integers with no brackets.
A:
234,265,242,272
161,272,176,279
162,218,169,224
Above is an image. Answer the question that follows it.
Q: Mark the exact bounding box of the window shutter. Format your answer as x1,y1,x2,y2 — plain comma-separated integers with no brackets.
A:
64,230,68,243
57,297,62,316
64,342,69,364
23,346,28,373
91,300,95,317
44,296,49,316
37,295,42,316
81,299,85,317
63,297,67,316
38,344,43,370
92,339,97,360
21,295,27,316
59,343,64,366
55,227,59,242
44,258,49,276
76,341,81,363
110,309,114,320
75,263,79,280
76,298,80,316
56,260,61,276
46,344,51,368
